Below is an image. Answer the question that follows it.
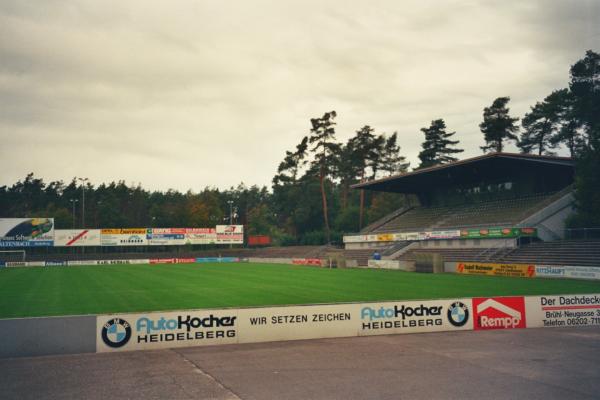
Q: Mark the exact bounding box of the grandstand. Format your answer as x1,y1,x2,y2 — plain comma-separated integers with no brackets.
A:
343,153,600,267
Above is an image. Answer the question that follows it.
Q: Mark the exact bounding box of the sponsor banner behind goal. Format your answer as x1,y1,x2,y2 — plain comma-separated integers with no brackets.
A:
54,229,101,247
0,218,55,247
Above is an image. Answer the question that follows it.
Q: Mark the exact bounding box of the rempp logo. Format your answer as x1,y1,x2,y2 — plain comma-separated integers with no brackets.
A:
472,297,526,330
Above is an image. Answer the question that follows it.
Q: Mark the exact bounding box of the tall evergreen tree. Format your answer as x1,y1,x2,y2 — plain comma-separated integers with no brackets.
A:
519,90,566,155
480,97,519,153
308,111,340,243
272,136,308,185
569,50,600,145
379,132,410,176
418,119,463,169
567,50,600,229
347,126,377,230
547,89,586,157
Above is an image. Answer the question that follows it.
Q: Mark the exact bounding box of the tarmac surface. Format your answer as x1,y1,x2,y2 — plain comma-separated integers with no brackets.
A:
1,326,599,400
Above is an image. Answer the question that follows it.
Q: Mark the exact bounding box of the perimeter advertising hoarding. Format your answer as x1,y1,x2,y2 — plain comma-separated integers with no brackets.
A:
460,227,537,239
216,225,244,244
184,228,217,245
473,297,527,330
456,262,536,278
343,227,537,244
100,229,148,246
535,265,600,280
0,218,54,247
54,229,101,247
248,235,271,246
525,294,600,329
146,228,186,246
358,298,473,336
96,298,472,353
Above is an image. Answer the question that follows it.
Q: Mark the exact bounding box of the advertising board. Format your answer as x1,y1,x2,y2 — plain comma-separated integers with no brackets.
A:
456,262,536,278
292,259,322,266
100,229,147,246
6,261,46,267
149,258,196,264
146,228,186,246
248,235,271,246
525,294,600,328
216,225,244,244
358,299,473,336
0,218,54,247
536,265,600,280
472,297,527,330
96,308,239,352
195,257,240,263
54,229,101,247
367,260,401,269
460,227,537,239
377,233,394,242
96,299,473,353
343,226,537,244
68,260,100,266
184,228,217,245
423,230,462,240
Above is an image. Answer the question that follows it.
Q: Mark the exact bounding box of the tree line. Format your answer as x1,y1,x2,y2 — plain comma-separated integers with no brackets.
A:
1,50,598,243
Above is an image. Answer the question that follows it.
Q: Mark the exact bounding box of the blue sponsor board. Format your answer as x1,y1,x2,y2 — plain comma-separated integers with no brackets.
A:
146,233,185,240
45,261,67,267
0,261,5,267
195,257,239,263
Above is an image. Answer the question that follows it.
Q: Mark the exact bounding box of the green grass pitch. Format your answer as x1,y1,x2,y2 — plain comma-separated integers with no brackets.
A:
1,262,599,319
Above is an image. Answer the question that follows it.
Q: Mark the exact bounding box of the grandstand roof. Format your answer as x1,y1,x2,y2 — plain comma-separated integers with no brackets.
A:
352,152,575,194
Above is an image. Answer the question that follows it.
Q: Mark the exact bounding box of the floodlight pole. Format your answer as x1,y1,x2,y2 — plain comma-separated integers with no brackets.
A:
228,200,233,225
227,200,234,249
78,177,89,228
70,199,79,228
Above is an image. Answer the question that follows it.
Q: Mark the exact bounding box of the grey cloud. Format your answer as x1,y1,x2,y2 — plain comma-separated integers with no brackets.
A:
1,0,598,191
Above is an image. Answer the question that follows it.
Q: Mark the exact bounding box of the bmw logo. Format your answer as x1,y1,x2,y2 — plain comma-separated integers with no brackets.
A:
101,318,132,348
447,301,469,327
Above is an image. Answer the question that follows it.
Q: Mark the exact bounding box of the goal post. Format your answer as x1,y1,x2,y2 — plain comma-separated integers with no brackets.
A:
0,250,26,262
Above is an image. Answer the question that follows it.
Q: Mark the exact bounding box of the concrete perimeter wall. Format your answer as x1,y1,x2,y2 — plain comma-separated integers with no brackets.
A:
0,316,96,358
3,293,600,359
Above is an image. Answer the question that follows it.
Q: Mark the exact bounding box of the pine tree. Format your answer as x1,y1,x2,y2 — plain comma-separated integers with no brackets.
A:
308,111,340,243
418,119,463,169
379,132,410,176
547,89,586,157
519,90,566,155
569,50,600,146
272,136,308,185
480,97,519,153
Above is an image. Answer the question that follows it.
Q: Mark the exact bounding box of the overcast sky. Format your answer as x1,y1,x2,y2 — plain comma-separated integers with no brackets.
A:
1,1,599,192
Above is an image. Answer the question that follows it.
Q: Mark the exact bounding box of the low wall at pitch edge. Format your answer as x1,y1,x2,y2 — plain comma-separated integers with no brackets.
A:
446,261,600,280
1,257,327,268
2,293,599,358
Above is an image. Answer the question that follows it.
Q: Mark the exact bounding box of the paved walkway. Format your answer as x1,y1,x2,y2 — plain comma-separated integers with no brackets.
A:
1,327,599,400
